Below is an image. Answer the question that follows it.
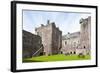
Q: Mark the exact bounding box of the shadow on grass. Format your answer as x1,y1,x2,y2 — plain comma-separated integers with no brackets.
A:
23,59,44,63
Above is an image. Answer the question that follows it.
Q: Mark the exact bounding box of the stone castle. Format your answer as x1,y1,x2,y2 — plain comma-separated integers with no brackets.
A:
23,16,91,58
23,20,62,58
61,16,91,55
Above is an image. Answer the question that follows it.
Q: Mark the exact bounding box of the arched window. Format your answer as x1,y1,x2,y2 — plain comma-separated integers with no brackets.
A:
61,51,63,54
65,41,67,45
70,52,72,54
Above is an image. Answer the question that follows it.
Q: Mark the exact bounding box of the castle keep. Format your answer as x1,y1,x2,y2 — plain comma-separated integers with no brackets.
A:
35,20,62,56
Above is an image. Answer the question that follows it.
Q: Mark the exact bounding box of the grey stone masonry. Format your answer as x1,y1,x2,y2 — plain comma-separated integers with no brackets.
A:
23,30,43,58
35,20,62,56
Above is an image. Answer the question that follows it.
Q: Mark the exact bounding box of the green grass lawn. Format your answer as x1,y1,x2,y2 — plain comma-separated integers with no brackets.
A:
23,54,91,63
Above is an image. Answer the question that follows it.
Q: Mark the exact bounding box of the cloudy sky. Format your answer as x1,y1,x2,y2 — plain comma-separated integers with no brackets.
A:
23,10,90,35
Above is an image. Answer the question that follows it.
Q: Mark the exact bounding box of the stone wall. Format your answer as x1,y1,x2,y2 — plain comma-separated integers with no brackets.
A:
23,30,43,58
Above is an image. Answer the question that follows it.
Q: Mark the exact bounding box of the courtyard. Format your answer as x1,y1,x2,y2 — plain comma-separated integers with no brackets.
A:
23,54,91,62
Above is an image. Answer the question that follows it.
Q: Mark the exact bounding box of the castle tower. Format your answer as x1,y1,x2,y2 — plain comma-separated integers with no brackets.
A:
35,20,62,56
80,16,91,49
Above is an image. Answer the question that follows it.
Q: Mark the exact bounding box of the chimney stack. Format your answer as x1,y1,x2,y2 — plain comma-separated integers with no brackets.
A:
47,20,50,24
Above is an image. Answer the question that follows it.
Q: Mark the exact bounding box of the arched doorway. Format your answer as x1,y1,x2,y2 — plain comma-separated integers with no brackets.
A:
84,46,86,49
74,51,76,54
70,52,72,54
